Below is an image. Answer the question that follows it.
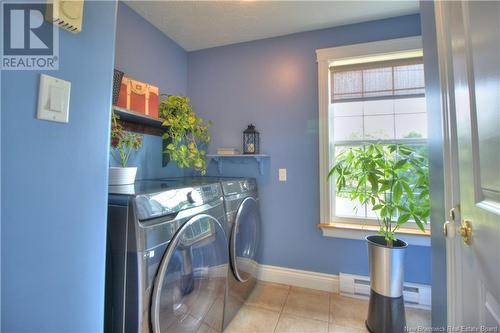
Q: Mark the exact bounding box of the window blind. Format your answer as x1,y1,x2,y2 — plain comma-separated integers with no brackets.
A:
330,57,425,103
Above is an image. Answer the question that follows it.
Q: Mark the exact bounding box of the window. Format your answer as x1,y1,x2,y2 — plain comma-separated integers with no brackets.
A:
316,37,430,238
331,58,428,222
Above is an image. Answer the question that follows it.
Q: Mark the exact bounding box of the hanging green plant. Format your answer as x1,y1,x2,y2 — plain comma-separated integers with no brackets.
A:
159,95,212,175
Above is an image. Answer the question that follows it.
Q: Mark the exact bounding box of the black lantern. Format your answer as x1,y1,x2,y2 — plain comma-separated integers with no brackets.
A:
243,124,260,154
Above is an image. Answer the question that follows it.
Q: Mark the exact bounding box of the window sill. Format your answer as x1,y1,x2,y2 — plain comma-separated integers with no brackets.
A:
317,223,431,247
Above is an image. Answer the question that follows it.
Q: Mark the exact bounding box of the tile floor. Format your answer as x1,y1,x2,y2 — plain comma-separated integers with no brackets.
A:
224,282,431,333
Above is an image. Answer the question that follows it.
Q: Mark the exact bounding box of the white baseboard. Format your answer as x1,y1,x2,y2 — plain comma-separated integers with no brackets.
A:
257,264,339,293
256,264,431,310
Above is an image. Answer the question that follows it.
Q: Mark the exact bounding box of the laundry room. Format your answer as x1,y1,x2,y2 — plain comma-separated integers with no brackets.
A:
108,2,434,332
5,1,498,333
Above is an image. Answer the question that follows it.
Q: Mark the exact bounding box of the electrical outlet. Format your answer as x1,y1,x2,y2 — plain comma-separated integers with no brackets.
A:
279,168,287,182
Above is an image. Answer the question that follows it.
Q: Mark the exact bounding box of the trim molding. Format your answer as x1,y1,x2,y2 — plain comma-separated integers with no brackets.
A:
317,53,331,225
257,264,431,310
316,36,422,62
434,1,461,326
317,223,431,247
315,36,428,242
257,264,339,293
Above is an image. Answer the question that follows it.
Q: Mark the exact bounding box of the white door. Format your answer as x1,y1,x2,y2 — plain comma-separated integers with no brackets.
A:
437,1,500,328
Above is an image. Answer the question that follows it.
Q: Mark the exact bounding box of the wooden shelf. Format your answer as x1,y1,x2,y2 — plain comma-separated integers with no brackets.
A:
112,106,165,137
113,106,163,128
206,154,270,175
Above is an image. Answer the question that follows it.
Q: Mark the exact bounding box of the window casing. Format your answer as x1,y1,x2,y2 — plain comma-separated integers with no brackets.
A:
316,37,430,231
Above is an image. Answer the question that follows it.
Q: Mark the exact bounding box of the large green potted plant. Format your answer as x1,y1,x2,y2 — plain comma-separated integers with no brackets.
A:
328,143,429,333
109,112,143,185
159,95,211,175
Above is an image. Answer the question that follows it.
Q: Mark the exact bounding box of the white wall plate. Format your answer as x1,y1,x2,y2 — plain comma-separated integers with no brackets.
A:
37,74,71,123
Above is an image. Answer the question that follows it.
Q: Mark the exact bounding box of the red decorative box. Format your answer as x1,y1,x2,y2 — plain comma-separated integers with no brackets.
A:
116,77,130,110
147,85,159,119
129,79,148,115
115,76,160,119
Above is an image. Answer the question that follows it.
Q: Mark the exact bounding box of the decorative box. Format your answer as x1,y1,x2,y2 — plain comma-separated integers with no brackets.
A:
116,76,130,110
147,85,159,119
115,76,160,119
129,79,149,115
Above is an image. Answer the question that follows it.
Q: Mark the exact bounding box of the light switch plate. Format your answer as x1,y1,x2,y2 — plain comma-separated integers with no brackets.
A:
279,168,287,182
37,74,71,123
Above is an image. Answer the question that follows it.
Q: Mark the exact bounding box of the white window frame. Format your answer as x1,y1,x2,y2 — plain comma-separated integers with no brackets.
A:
316,36,430,246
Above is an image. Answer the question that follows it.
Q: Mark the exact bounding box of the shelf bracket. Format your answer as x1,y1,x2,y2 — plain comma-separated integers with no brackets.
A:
213,157,223,174
207,155,269,175
255,156,265,175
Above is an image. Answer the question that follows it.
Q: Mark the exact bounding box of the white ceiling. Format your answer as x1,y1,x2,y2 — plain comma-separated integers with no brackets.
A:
125,1,420,51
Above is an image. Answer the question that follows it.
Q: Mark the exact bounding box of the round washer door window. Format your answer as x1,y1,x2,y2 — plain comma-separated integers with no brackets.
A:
151,214,228,333
231,197,261,282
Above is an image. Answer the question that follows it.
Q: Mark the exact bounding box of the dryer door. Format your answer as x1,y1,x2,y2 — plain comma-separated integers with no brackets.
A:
151,214,228,333
231,197,261,282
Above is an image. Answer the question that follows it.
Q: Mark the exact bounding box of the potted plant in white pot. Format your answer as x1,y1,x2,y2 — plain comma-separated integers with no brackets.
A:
328,143,429,333
109,112,143,185
159,95,211,175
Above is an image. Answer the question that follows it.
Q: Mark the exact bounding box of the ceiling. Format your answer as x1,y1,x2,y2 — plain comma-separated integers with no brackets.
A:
125,1,420,51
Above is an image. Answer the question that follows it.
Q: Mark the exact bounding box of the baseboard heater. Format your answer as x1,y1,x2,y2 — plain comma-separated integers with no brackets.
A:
339,273,431,310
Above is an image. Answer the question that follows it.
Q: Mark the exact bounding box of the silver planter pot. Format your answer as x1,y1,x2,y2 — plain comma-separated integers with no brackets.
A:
365,235,408,333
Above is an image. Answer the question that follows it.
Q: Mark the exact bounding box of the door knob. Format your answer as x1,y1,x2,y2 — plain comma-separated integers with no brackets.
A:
459,219,473,245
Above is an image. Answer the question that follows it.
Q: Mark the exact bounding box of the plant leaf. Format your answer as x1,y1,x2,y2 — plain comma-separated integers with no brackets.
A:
414,216,426,232
401,181,413,199
368,173,379,193
397,213,411,226
393,181,403,202
394,159,408,169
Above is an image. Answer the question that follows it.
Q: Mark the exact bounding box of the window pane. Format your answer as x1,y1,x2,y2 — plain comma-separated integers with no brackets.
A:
334,145,355,156
394,97,426,114
366,202,379,219
331,143,429,224
395,113,427,139
334,116,363,141
333,101,363,116
335,195,364,218
364,114,395,140
405,144,429,161
363,99,394,116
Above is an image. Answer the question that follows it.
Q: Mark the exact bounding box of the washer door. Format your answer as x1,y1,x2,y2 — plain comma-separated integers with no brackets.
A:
231,197,260,282
151,214,228,333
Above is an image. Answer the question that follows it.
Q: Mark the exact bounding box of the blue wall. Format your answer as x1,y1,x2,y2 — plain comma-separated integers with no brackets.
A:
111,3,187,179
1,1,117,331
188,14,432,284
